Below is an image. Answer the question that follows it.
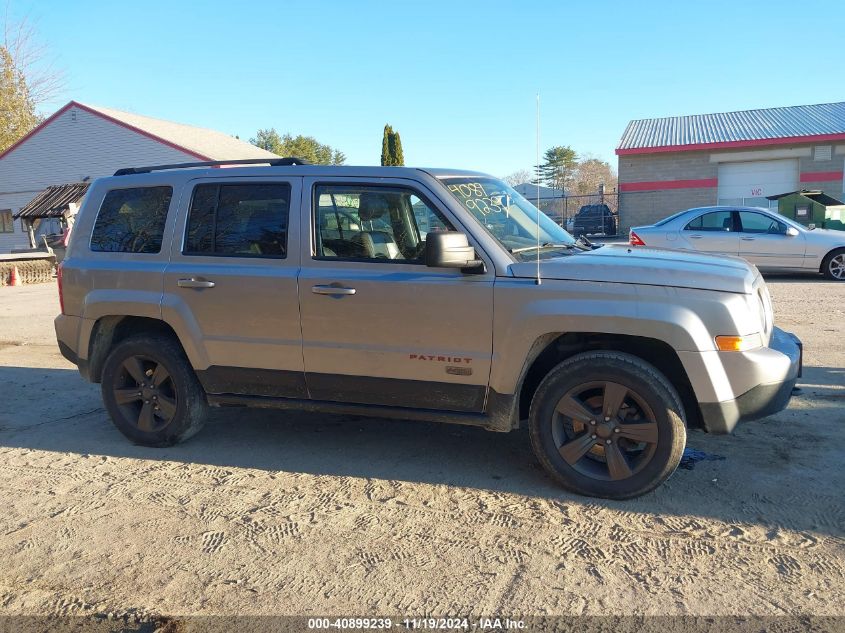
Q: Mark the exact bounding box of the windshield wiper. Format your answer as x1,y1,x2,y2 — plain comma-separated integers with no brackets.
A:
510,243,576,254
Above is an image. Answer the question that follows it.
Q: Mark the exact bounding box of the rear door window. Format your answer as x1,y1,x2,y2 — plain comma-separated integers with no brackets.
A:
90,186,173,253
685,211,733,232
184,183,290,258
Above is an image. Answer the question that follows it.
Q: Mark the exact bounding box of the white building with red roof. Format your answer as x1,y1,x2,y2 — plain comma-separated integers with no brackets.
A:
0,101,276,252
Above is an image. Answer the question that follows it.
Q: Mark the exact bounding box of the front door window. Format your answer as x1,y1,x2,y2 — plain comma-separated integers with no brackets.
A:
314,185,453,261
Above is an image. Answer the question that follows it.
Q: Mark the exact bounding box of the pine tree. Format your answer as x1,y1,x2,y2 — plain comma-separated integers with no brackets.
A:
535,146,578,191
381,124,394,166
392,129,405,166
380,124,405,166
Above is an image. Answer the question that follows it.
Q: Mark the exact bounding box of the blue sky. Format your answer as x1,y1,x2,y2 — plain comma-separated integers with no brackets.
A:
9,0,844,177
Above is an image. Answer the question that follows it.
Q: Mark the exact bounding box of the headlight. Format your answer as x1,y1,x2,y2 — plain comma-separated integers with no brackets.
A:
715,333,763,352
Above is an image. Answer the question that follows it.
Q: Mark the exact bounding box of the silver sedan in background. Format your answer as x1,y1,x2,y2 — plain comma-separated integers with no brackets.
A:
630,206,845,280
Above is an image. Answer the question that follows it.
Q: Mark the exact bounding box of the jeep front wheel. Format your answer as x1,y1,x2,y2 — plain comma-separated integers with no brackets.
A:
529,351,686,499
101,334,209,447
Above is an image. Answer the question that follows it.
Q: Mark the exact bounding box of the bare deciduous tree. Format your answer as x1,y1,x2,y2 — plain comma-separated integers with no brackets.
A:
3,11,63,105
1,9,64,151
570,154,617,196
501,169,533,187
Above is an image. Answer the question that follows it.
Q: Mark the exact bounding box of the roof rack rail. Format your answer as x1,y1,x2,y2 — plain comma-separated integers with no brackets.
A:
113,156,311,176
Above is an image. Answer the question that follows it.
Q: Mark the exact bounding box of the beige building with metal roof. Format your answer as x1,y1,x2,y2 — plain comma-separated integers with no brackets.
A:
616,101,845,232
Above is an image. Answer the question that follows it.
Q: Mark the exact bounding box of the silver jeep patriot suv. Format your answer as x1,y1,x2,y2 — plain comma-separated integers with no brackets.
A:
54,158,802,499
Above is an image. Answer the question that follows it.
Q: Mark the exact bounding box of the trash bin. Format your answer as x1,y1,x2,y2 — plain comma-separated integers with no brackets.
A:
767,190,845,231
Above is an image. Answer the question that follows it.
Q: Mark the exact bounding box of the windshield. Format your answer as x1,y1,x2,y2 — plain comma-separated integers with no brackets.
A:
439,177,577,261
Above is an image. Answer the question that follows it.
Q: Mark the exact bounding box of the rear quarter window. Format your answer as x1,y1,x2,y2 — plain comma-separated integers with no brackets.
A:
90,186,173,253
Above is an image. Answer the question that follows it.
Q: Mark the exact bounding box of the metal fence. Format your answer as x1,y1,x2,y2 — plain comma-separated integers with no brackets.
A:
531,191,621,237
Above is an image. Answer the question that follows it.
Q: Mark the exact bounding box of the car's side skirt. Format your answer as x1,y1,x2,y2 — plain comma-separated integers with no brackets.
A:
197,366,487,413
305,373,486,413
205,392,499,430
196,366,515,430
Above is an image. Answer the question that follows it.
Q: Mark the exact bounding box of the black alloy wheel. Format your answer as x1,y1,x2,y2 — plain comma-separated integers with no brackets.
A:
529,351,686,499
101,335,208,447
111,355,178,433
554,380,659,482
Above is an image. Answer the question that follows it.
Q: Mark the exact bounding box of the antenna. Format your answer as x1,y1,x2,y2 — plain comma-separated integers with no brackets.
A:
535,92,542,285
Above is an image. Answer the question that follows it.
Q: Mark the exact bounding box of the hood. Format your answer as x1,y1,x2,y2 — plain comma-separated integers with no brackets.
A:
509,244,756,294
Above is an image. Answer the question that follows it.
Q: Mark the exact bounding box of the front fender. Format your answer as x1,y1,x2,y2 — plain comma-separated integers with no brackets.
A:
490,278,750,395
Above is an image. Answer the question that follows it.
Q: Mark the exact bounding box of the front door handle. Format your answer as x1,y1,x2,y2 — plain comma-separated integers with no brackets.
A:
741,237,756,241
177,278,215,289
312,285,356,296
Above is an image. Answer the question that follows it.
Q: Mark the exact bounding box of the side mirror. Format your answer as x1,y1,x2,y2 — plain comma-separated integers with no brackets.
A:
786,227,800,237
425,231,484,271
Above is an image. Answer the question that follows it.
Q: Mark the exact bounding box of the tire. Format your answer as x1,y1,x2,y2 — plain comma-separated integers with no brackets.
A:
529,351,686,499
100,334,209,447
821,248,845,281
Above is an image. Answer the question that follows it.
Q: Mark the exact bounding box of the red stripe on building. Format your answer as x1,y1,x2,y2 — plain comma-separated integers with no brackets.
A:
616,133,845,155
619,178,718,192
799,171,844,182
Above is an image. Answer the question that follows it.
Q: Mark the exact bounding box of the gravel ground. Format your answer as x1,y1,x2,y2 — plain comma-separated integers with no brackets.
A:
0,278,843,629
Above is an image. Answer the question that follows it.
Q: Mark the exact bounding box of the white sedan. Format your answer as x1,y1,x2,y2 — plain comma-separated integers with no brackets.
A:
630,206,845,281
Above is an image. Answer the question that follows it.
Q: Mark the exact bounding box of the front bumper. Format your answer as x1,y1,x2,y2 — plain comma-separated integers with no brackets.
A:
699,327,802,434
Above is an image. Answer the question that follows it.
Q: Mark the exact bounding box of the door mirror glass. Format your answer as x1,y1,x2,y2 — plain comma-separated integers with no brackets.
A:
786,226,800,237
425,231,482,270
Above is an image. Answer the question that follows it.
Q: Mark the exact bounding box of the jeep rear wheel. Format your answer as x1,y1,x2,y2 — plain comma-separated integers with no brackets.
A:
529,351,686,499
101,335,209,447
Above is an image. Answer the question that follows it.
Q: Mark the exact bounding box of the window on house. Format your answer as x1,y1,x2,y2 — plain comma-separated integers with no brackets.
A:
184,183,290,258
0,210,14,233
90,187,172,253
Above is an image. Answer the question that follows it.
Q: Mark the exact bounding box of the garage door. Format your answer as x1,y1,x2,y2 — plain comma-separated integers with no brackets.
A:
717,159,799,208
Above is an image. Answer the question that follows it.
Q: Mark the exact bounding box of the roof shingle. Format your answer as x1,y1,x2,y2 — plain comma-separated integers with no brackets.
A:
78,102,278,161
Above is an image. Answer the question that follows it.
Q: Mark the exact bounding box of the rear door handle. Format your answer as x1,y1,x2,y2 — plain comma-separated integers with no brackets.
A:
689,235,703,239
312,285,356,296
177,278,215,289
741,237,756,241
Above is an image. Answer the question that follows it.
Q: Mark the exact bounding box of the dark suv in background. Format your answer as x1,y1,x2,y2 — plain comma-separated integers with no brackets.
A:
572,204,617,237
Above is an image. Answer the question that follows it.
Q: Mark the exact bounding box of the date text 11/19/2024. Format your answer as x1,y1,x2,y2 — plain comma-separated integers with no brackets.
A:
307,617,526,630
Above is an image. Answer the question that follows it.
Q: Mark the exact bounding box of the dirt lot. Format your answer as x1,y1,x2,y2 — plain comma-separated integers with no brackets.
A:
0,278,843,627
